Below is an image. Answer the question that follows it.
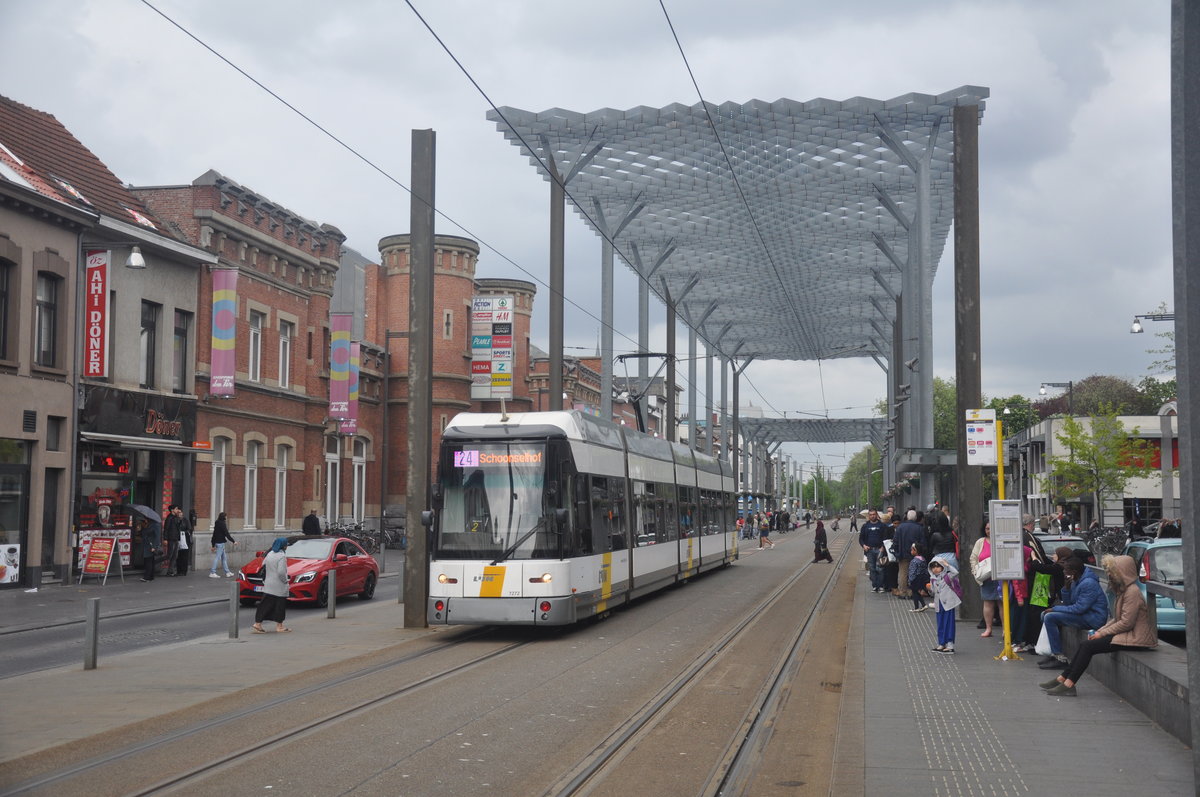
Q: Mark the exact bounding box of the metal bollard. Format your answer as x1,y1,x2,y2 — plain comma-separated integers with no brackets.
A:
326,570,336,619
229,580,240,639
84,598,100,670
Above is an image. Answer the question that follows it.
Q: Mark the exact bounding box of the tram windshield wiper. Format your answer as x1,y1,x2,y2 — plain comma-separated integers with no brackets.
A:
492,517,546,565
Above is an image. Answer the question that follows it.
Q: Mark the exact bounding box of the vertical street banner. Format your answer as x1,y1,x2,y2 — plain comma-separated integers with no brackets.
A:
210,269,238,396
965,408,998,466
340,342,360,435
329,313,353,418
83,249,110,378
470,295,514,400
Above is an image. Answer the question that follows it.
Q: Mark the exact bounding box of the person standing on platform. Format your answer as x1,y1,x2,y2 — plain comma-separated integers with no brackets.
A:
859,509,887,592
209,512,236,578
928,552,962,653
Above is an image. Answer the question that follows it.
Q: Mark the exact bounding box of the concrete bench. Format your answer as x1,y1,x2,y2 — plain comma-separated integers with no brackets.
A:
1061,625,1190,745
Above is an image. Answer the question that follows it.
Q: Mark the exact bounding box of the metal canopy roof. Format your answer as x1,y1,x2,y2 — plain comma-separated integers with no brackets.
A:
489,87,987,363
738,418,888,448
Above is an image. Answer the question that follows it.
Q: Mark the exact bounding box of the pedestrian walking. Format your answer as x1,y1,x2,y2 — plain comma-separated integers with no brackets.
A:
253,537,292,634
758,515,775,549
928,553,962,653
811,520,832,562
209,511,237,578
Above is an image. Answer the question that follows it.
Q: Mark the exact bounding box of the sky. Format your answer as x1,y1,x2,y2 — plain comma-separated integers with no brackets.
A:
0,0,1175,479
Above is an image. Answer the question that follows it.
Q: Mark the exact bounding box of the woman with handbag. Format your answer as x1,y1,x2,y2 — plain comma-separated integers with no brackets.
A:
970,520,1000,638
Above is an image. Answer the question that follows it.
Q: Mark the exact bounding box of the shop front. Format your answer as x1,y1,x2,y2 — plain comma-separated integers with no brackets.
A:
77,386,200,575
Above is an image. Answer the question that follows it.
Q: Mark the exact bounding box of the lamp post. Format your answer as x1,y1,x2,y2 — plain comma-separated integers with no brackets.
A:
1130,312,1176,333
1039,381,1074,416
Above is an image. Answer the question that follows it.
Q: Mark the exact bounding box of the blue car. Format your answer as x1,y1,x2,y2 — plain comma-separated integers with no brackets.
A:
1121,538,1184,632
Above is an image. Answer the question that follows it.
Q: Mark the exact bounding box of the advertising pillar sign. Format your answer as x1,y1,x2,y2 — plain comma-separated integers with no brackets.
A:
210,269,239,396
329,313,353,419
470,295,514,400
83,250,110,378
964,408,997,466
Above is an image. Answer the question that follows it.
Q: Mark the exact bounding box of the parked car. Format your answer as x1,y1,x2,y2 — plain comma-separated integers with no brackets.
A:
1028,532,1095,566
1121,537,1184,632
238,535,379,608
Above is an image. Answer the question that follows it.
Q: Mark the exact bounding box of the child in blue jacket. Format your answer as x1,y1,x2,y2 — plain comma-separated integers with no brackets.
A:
907,543,929,611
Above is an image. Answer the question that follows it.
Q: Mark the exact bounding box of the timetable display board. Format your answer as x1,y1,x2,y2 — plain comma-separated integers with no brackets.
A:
988,499,1024,580
470,295,514,400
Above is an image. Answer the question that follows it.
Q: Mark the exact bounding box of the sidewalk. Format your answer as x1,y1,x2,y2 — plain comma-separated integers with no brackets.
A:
856,569,1194,795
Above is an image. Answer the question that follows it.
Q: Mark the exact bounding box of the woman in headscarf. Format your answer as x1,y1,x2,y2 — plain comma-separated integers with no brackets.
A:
811,519,832,563
252,537,292,633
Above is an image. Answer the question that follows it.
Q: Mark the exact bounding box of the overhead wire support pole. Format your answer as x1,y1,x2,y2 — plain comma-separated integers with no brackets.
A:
547,152,565,411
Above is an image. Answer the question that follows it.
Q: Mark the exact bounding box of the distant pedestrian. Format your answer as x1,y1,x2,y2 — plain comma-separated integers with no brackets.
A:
168,505,193,576
138,516,161,582
209,511,236,578
849,513,858,533
164,504,181,576
758,516,775,549
812,520,832,563
928,553,962,653
302,509,323,536
253,537,292,634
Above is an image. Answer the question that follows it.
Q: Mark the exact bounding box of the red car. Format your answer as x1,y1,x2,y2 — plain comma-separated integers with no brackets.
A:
238,535,379,608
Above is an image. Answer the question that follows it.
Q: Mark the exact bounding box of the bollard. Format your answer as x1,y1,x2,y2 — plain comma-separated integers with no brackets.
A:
83,598,100,670
229,580,240,639
326,570,336,619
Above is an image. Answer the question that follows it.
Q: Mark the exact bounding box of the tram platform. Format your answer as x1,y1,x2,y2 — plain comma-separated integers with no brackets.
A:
0,538,1194,793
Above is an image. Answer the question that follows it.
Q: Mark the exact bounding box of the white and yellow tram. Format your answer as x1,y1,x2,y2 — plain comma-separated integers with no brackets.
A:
427,411,739,625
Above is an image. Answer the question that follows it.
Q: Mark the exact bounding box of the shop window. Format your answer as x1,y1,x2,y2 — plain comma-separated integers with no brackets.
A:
279,320,295,389
172,310,191,393
210,437,228,520
244,441,260,529
139,301,160,389
324,436,340,521
34,273,59,368
248,311,265,383
274,444,290,529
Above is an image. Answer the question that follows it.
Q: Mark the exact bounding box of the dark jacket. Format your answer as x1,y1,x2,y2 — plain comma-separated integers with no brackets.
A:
141,520,161,555
859,520,886,548
211,518,235,546
894,520,924,559
1048,567,1108,628
302,513,323,535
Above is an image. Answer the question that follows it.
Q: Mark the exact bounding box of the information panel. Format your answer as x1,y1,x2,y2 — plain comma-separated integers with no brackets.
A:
988,499,1024,580
965,408,998,466
470,295,515,400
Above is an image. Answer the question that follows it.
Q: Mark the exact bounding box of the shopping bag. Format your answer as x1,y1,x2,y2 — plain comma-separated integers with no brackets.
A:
1030,572,1051,607
1035,622,1053,656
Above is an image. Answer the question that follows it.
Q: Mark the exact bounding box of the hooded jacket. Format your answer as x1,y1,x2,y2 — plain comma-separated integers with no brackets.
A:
928,553,962,611
1095,555,1157,648
1046,566,1108,629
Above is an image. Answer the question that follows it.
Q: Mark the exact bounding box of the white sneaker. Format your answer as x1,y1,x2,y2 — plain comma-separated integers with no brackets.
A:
225,572,235,577
208,573,220,579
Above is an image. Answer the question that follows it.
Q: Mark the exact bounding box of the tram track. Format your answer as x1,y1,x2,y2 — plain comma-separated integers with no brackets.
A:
1,626,534,797
544,535,855,797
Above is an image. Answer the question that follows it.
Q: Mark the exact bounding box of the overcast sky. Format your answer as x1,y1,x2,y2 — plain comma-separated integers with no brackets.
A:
0,0,1174,477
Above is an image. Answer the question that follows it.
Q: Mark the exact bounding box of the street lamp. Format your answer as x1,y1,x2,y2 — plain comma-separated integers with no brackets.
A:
1130,312,1175,333
1039,381,1074,416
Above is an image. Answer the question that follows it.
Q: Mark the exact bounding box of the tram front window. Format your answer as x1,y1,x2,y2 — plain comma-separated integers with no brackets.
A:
437,443,553,559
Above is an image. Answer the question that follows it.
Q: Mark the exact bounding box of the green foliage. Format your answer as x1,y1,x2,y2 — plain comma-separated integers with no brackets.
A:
1138,376,1177,410
1143,300,1175,376
987,395,1037,436
1045,404,1155,510
931,377,958,450
839,445,883,507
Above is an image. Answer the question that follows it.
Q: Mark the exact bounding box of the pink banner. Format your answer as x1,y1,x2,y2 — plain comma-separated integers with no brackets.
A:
210,270,238,396
83,250,110,378
339,342,360,435
328,313,352,418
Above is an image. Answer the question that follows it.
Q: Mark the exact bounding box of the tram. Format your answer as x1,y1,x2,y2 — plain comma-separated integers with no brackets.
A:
427,411,739,625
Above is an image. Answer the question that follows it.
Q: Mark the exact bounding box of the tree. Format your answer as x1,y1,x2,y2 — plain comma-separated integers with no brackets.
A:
1045,404,1155,517
987,394,1037,436
840,445,883,508
1138,375,1177,411
1142,300,1175,377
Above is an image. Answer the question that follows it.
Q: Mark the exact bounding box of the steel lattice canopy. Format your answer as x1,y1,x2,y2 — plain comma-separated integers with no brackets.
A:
738,418,887,446
489,87,987,362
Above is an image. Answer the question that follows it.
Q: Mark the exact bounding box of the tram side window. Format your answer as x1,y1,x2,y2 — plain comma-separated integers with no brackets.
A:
609,477,627,550
635,482,657,547
678,486,695,537
660,481,678,542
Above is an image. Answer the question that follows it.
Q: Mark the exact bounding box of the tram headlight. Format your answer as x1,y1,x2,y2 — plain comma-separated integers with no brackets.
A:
528,572,553,583
437,573,458,584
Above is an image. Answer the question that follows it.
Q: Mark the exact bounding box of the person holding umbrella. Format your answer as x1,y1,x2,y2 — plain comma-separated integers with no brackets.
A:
138,514,161,582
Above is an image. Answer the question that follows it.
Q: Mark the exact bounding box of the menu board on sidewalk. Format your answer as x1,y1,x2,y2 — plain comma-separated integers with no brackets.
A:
81,537,117,583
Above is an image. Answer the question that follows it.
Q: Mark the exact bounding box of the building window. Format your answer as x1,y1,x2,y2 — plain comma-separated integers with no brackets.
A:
244,441,260,528
140,301,160,388
325,436,341,522
172,310,191,393
248,310,266,382
443,309,453,340
34,273,59,367
0,264,10,360
274,444,291,529
279,320,294,389
351,438,367,523
211,437,228,521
